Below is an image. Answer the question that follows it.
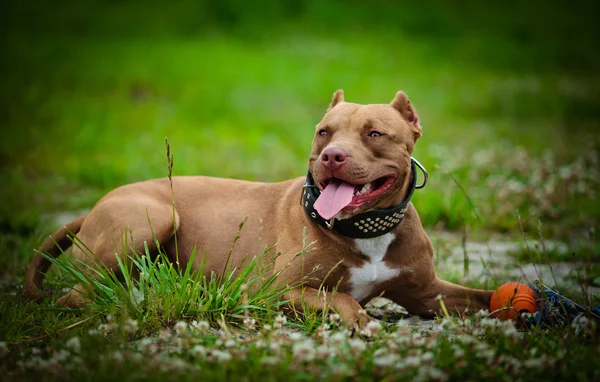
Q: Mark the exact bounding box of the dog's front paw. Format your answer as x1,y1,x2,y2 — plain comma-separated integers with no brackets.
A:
342,308,379,336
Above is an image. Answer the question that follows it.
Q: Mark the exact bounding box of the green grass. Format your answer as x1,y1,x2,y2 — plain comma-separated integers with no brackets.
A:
1,0,600,380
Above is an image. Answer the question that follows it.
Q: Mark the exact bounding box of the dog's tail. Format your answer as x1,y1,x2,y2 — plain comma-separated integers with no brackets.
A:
23,214,87,301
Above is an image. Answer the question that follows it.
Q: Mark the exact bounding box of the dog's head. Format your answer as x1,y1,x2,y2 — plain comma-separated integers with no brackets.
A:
308,90,422,220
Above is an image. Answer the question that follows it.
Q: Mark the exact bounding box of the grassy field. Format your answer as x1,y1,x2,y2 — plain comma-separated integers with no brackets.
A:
1,0,599,380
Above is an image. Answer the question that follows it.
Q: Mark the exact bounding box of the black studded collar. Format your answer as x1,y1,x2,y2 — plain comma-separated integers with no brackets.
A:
301,157,427,239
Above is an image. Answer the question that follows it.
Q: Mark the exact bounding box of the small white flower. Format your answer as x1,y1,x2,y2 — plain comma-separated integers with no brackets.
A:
190,345,206,358
174,321,188,336
330,332,347,345
224,339,236,348
243,317,256,329
475,309,490,318
316,344,333,359
262,324,273,332
348,338,366,355
191,320,210,332
373,353,398,367
403,356,420,368
360,320,382,337
288,332,303,341
328,313,341,324
66,337,81,353
421,351,434,362
274,315,287,329
124,319,139,334
292,340,316,362
261,356,279,366
210,349,232,362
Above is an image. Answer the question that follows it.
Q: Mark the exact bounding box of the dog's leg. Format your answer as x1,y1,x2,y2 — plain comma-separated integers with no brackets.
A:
285,287,372,329
56,199,178,308
385,278,493,318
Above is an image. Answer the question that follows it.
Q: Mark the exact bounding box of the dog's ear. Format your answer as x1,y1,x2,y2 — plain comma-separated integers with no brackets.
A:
328,89,344,111
390,91,422,136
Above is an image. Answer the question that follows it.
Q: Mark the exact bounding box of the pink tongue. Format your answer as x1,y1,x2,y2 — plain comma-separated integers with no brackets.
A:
314,179,356,220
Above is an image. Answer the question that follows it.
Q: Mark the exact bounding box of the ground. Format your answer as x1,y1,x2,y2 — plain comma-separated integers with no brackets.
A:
1,1,599,380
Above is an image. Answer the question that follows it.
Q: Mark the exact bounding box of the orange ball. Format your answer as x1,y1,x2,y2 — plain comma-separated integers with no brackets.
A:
490,282,537,320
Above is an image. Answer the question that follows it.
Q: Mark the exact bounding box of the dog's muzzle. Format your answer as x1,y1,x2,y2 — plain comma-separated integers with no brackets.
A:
301,157,427,238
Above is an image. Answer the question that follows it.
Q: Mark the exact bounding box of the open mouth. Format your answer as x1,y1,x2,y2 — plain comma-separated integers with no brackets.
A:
319,176,395,207
313,175,396,220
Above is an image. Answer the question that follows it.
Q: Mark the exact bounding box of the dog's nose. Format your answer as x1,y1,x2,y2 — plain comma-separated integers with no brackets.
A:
321,147,348,170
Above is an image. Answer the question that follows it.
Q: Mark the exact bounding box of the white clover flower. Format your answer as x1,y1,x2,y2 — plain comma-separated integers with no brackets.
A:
210,349,232,362
360,320,381,337
317,324,330,339
191,320,210,332
348,338,366,355
124,319,139,335
190,345,206,358
452,346,464,358
330,332,347,345
480,318,498,328
475,309,490,318
159,329,171,341
330,363,355,378
421,351,434,363
421,366,447,381
374,353,399,367
274,315,287,329
396,323,412,336
174,321,188,336
224,339,236,348
262,324,273,332
66,337,81,353
269,342,281,353
403,356,420,368
316,344,333,359
328,313,341,324
288,332,303,341
292,340,316,362
243,317,256,330
163,357,189,372
261,356,279,366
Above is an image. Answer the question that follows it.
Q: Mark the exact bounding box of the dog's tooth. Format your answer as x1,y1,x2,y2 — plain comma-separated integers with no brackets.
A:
359,183,372,194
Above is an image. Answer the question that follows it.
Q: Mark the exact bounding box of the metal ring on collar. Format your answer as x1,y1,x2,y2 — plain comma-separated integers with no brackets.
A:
411,157,428,189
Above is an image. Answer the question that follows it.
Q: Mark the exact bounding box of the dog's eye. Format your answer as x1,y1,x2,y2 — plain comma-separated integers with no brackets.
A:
318,129,327,136
368,131,382,137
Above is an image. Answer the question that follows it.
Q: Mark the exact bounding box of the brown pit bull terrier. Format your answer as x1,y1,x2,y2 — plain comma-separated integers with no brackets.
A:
24,90,493,328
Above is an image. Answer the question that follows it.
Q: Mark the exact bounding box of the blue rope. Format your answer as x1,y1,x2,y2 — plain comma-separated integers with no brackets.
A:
528,282,600,326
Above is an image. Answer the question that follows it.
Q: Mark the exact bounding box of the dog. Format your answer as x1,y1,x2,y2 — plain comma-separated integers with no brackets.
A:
24,90,493,328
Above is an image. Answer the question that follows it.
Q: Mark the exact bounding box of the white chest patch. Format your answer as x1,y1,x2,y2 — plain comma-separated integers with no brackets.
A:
349,233,400,301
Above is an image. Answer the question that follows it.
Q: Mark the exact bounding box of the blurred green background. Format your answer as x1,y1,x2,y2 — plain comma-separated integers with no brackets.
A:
1,0,599,269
